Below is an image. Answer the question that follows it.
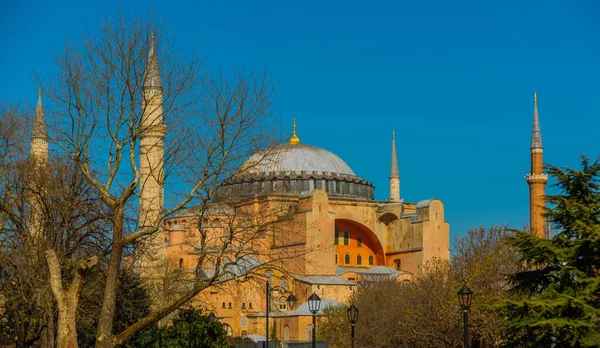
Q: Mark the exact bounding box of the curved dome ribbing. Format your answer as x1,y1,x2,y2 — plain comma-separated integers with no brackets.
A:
241,144,355,176
214,142,374,201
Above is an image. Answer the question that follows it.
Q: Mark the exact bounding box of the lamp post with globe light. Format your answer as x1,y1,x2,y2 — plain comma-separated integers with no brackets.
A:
346,304,359,348
307,293,321,348
457,284,473,348
265,270,296,348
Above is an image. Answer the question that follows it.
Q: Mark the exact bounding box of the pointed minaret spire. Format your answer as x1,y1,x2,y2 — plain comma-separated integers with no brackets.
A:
531,91,542,150
289,119,300,145
32,88,48,141
144,32,162,89
389,130,401,202
526,91,548,238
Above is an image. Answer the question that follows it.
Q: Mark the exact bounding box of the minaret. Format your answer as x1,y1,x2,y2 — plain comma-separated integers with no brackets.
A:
29,89,48,238
31,88,48,165
139,32,166,229
526,92,548,238
389,130,401,202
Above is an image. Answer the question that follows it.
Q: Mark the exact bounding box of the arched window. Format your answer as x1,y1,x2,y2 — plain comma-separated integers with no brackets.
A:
305,325,313,341
357,238,362,247
368,255,374,266
357,255,362,265
279,276,288,290
241,316,248,327
179,258,183,269
223,324,233,336
284,325,290,341
344,253,351,264
279,296,288,310
335,253,339,264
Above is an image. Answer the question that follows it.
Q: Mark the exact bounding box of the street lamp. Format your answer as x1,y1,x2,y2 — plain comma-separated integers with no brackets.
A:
457,283,473,348
207,312,217,323
0,267,8,286
265,278,296,348
346,304,359,348
307,293,321,348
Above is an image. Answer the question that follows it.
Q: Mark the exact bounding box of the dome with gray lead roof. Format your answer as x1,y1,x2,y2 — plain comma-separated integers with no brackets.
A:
214,141,375,202
240,144,355,176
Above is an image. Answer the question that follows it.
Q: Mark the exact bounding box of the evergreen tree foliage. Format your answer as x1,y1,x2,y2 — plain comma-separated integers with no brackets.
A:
161,308,230,348
495,156,600,347
78,270,159,347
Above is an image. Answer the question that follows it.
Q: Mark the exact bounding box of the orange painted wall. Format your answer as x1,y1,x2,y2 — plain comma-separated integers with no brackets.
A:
334,220,385,267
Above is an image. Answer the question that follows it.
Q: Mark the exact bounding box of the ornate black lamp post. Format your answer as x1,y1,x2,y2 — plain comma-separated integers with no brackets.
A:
307,293,321,348
346,304,359,348
0,267,8,286
265,274,296,348
207,312,217,323
457,284,473,348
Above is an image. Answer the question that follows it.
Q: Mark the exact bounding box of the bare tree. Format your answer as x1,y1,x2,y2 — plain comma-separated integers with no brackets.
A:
37,13,296,347
320,226,520,348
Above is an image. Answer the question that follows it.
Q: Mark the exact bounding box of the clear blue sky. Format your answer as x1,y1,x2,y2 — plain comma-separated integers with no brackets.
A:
2,0,599,241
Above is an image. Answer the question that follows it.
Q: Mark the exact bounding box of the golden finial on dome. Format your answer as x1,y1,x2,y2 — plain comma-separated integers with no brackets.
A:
289,118,300,145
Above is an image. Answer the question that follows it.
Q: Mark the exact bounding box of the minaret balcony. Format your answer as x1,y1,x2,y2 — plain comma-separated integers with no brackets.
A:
525,173,548,181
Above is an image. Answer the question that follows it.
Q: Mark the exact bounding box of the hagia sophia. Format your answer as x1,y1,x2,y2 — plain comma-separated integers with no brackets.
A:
27,35,548,343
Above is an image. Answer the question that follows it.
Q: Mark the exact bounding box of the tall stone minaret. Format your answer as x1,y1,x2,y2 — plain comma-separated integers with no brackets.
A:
139,33,166,230
29,89,48,238
389,130,401,202
526,92,548,238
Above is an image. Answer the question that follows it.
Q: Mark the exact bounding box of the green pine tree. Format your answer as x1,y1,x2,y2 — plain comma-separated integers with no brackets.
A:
495,156,600,347
161,308,231,348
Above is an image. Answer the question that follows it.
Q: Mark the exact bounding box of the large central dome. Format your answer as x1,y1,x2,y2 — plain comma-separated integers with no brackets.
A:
241,144,356,176
213,123,374,201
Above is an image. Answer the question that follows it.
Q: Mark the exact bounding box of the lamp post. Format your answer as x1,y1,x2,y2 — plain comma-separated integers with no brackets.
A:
0,267,8,286
265,279,296,348
346,304,359,348
307,293,321,348
457,283,473,348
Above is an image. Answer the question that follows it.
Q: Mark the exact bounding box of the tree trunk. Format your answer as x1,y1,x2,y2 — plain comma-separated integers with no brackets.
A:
95,207,125,348
46,249,98,348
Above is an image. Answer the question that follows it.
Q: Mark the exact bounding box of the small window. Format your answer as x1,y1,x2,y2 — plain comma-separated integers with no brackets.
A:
335,253,339,264
357,255,362,265
344,231,349,245
368,255,374,266
179,258,183,269
357,238,362,247
248,302,253,309
280,277,288,290
224,324,233,336
279,296,287,310
222,302,226,309
228,302,232,309
394,259,401,271
344,254,351,264
242,302,246,309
